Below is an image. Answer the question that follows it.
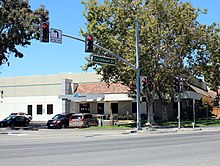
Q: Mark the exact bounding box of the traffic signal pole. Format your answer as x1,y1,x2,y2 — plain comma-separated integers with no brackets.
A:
62,12,141,131
63,32,141,130
177,85,181,129
135,18,141,130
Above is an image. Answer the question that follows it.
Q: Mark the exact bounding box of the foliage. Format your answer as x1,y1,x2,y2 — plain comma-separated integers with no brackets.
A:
199,96,214,118
81,0,219,123
0,0,49,65
199,23,220,94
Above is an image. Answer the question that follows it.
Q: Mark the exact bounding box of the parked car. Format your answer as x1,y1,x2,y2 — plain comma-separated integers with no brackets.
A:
0,115,30,128
10,112,32,121
46,113,74,129
69,113,98,128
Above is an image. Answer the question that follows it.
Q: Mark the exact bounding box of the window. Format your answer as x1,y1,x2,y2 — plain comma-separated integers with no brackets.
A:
97,103,104,114
37,105,43,115
27,105,32,116
80,104,90,113
132,102,137,114
47,104,53,114
111,103,118,114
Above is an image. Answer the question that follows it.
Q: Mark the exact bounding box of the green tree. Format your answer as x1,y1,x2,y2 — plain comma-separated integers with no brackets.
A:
199,23,220,97
0,0,49,65
81,0,216,124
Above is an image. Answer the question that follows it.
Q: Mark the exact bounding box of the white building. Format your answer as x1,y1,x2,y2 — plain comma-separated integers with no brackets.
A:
0,72,144,121
0,72,211,121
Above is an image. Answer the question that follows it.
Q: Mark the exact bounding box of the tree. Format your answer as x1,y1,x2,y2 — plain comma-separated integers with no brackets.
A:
81,0,216,124
198,23,220,97
0,0,49,65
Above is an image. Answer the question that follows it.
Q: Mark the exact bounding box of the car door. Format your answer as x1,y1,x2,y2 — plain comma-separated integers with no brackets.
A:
15,116,24,126
86,114,96,126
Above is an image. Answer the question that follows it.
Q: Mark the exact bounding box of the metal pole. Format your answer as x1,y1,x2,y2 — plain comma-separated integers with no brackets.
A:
135,18,141,130
178,92,181,129
193,98,196,126
178,77,181,129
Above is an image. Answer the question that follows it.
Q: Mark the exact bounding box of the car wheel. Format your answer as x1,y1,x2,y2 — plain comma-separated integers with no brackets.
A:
10,123,15,129
85,123,89,128
58,124,64,129
24,122,29,127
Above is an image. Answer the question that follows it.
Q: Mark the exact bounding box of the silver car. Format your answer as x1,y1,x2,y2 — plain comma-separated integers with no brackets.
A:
69,113,98,128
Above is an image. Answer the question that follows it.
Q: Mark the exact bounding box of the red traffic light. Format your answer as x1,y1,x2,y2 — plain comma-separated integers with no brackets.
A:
85,34,93,52
87,35,93,41
40,21,49,43
42,23,48,29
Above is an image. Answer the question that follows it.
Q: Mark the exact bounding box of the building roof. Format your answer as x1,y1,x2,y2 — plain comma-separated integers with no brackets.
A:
190,85,211,98
76,82,129,94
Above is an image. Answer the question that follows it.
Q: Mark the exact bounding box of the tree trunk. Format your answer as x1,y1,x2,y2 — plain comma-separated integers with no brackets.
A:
148,102,155,125
161,103,168,121
147,100,155,125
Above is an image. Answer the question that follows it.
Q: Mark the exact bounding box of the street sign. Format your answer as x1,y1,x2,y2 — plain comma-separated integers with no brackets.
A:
50,28,62,44
90,55,116,66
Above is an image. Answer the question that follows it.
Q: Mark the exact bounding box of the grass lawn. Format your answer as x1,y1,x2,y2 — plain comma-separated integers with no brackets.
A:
155,119,220,128
84,119,220,130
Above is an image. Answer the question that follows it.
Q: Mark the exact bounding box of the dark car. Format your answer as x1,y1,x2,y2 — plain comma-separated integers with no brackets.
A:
46,113,74,129
0,116,30,128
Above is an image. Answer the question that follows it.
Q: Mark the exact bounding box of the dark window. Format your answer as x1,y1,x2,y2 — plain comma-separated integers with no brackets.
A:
37,105,43,115
27,105,32,116
97,103,104,114
80,104,90,113
132,102,137,114
111,103,118,114
47,104,53,114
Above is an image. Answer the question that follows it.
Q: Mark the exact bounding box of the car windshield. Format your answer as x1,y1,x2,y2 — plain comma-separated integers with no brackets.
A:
52,114,65,120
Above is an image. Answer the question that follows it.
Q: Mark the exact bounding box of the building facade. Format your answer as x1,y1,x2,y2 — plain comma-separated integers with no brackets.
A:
0,72,151,121
0,72,211,121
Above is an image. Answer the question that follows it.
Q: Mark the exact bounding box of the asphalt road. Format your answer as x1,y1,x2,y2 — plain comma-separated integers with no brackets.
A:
0,129,220,166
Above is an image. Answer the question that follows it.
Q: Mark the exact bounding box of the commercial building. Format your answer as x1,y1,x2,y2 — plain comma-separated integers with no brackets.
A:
0,72,213,121
0,72,139,121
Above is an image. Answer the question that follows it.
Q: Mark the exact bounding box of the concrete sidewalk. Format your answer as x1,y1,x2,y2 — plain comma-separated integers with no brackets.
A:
1,122,220,137
128,126,220,135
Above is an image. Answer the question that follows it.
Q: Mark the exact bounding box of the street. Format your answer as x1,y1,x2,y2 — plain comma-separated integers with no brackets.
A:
0,129,220,166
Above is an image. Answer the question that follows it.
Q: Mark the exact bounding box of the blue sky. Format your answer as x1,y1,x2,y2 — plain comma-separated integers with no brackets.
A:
0,0,219,77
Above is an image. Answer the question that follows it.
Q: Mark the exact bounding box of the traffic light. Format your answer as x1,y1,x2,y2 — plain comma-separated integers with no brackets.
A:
173,77,180,93
40,22,49,42
85,34,93,52
179,78,186,93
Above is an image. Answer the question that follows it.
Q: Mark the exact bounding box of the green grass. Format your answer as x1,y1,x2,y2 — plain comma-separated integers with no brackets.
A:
156,119,220,128
84,119,220,130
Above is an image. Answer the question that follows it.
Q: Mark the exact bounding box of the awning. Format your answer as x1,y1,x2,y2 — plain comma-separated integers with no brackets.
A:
59,93,104,102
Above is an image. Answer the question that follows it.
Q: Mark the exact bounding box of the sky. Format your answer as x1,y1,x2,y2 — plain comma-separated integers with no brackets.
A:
0,0,219,77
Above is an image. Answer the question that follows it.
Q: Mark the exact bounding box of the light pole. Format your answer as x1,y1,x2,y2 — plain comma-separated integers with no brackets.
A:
135,18,141,130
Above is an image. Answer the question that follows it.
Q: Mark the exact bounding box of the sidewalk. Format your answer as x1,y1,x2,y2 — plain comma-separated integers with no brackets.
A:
1,122,220,137
127,126,220,135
